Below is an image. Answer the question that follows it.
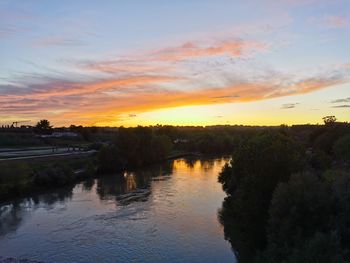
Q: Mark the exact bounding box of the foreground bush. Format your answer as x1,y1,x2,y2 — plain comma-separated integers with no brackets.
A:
97,145,126,174
34,164,74,186
257,171,350,262
0,159,94,200
0,162,33,199
333,134,350,162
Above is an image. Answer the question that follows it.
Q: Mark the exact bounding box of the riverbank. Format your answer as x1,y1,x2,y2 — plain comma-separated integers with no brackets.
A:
0,150,205,202
0,124,258,202
0,154,96,202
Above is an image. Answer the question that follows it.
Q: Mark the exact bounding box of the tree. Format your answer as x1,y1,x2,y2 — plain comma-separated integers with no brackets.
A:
323,116,337,126
218,131,305,261
113,127,173,168
218,126,350,262
256,171,350,263
333,135,350,162
97,145,126,174
267,173,332,251
35,119,53,134
218,131,305,195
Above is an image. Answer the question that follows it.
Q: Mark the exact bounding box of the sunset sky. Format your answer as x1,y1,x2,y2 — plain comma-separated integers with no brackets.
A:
0,0,349,127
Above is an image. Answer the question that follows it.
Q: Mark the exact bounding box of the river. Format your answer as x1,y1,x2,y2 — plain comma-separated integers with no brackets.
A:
0,158,235,263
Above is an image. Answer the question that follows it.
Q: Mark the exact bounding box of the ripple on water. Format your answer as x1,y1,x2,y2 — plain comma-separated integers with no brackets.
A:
0,158,236,263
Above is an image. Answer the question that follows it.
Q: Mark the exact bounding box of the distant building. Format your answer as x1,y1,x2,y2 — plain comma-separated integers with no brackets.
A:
174,138,189,144
39,131,78,138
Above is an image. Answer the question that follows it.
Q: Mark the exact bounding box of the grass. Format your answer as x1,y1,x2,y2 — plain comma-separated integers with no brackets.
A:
0,155,96,201
0,132,44,147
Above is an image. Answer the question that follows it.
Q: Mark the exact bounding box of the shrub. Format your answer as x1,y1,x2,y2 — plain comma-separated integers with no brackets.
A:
34,164,74,186
0,162,33,198
333,134,350,162
267,173,332,253
310,150,332,170
97,145,126,174
259,171,350,262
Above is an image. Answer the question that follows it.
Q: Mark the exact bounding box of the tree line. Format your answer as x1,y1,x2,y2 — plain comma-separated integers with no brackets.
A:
218,119,350,262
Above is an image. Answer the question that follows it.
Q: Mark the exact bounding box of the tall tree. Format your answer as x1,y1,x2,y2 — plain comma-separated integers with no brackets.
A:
35,119,53,134
323,116,337,126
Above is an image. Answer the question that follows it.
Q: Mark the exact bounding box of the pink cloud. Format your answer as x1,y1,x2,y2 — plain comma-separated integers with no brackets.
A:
1,66,347,126
150,40,265,61
324,15,350,28
1,29,348,126
77,38,267,77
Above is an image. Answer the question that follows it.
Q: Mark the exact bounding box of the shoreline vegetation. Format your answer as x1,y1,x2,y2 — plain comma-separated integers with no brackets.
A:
218,117,350,262
0,121,246,201
0,150,203,202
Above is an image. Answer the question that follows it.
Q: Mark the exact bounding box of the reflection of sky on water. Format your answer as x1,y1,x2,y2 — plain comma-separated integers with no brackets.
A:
0,158,235,263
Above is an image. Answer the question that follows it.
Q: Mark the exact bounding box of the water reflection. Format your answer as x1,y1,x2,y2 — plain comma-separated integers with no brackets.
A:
175,157,222,173
0,161,176,237
219,196,263,263
0,203,23,236
0,187,73,237
182,157,197,169
96,161,173,205
82,178,94,191
0,158,235,263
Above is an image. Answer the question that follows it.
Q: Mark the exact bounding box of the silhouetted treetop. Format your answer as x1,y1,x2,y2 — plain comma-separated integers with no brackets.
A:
323,116,337,126
35,119,53,134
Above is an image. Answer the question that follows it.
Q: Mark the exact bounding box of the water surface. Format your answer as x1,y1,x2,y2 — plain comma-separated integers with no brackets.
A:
0,158,235,262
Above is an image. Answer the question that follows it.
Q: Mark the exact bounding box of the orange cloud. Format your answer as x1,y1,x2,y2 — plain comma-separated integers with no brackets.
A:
80,60,175,74
1,75,179,100
151,40,265,61
1,31,349,126
56,75,346,125
1,66,347,126
2,56,349,126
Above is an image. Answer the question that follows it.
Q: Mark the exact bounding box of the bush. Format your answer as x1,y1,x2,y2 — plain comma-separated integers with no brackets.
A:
333,134,350,162
34,164,74,186
310,150,332,170
0,132,43,147
258,171,350,262
0,162,33,198
332,171,350,248
266,173,333,258
257,232,347,263
112,127,173,168
97,145,126,174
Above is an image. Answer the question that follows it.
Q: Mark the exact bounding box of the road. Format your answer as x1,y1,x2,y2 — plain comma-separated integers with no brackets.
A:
0,149,96,161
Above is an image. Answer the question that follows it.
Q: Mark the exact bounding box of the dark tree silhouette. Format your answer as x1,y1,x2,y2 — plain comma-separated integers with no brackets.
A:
35,119,53,134
322,116,337,126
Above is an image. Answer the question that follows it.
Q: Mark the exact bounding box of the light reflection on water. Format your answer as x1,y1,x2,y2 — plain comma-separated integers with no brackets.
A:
0,158,235,263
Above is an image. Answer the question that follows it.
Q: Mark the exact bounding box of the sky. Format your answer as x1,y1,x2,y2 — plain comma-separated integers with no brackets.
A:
0,0,349,127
